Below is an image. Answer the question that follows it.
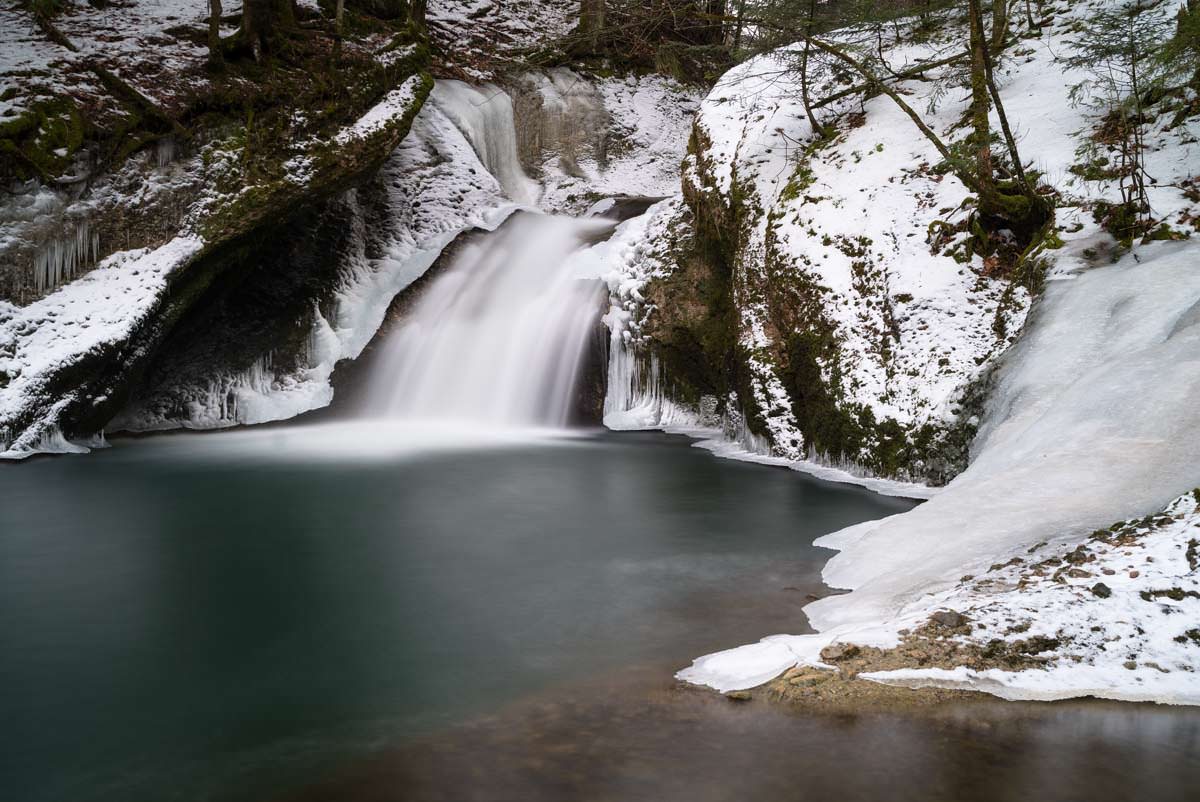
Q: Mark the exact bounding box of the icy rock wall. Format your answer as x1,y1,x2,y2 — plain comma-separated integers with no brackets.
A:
114,81,531,432
111,70,702,433
513,69,610,178
430,80,541,206
32,221,100,295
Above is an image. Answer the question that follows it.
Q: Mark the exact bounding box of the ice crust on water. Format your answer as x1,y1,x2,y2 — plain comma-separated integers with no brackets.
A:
818,241,1200,628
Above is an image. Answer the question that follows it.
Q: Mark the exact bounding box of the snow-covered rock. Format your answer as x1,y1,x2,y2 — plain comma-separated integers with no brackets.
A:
675,0,1200,704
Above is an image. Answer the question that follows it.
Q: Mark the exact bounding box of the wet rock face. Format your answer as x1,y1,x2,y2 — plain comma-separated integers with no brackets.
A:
510,70,611,179
570,315,610,426
112,189,373,432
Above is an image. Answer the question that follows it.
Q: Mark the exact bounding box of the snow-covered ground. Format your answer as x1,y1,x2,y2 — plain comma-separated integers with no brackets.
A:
673,0,1200,704
427,0,576,80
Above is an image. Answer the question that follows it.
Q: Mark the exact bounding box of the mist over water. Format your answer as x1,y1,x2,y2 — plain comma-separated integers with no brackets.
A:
363,214,610,426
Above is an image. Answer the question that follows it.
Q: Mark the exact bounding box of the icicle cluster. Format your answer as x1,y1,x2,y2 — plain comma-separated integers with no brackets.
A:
199,353,278,425
32,222,99,294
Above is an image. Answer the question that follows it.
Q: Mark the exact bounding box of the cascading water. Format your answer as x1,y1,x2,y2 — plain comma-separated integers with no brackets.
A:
363,213,610,427
358,78,617,429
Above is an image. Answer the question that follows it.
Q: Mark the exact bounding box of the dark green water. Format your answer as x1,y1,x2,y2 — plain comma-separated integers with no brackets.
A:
0,425,905,802
2,425,1198,802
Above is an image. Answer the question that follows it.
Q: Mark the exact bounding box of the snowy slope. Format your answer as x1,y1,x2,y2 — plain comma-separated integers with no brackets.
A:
0,236,204,455
676,0,1200,703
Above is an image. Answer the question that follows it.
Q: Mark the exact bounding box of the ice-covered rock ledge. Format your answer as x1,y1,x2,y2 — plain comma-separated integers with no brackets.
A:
0,74,432,458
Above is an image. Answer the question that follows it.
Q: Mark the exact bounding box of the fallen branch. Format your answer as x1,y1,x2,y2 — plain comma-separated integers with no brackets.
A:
812,50,966,110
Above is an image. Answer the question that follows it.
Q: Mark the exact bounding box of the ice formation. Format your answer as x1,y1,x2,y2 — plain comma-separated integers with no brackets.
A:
430,80,542,206
32,222,100,294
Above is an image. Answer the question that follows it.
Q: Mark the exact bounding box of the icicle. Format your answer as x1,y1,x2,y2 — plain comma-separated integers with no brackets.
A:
155,136,176,168
32,221,99,294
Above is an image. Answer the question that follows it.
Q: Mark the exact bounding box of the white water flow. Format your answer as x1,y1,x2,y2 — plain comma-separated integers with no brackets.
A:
364,213,611,426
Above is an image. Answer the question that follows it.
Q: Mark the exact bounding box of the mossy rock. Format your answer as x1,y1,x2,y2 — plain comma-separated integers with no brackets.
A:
0,95,85,181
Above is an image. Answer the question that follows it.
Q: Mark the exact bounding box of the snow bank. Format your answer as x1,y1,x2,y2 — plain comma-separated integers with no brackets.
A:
861,490,1200,705
334,75,427,147
678,0,1200,704
680,238,1200,705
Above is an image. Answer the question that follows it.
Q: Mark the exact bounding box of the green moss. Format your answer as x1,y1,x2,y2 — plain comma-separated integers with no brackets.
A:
1142,222,1189,243
0,95,84,181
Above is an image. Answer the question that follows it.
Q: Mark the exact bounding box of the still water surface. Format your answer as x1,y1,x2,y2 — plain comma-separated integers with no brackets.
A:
1,425,1197,801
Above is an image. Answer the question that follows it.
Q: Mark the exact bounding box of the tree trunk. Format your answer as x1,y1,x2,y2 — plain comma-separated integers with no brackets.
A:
969,0,996,204
208,0,223,68
579,0,606,53
979,19,1029,190
703,0,727,45
241,0,273,62
991,0,1009,51
334,0,345,61
799,0,822,136
238,0,296,62
410,0,427,30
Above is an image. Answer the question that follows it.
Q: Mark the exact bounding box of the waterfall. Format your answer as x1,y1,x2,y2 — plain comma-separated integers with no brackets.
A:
363,213,610,427
361,78,614,429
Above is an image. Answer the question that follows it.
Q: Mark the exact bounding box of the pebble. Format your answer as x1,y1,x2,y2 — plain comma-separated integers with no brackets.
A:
1091,582,1112,598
